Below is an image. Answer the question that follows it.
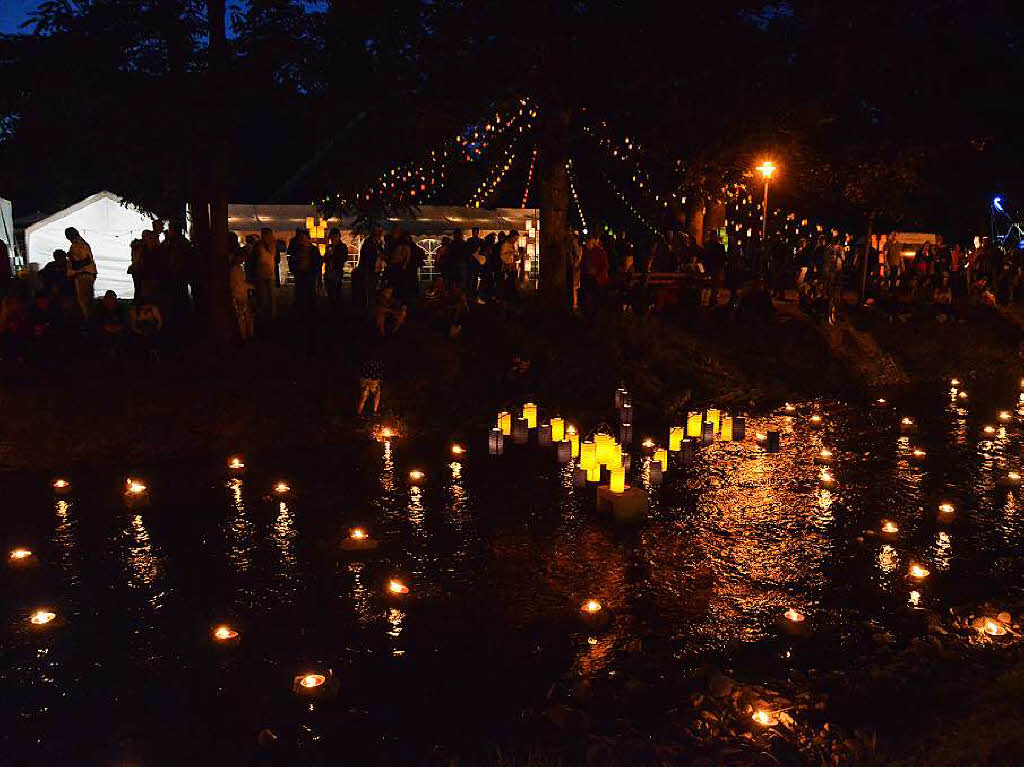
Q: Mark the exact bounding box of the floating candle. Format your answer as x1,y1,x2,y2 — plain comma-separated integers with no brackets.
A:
125,479,147,494
30,609,55,625
982,618,1007,637
642,438,655,449
213,625,239,641
983,425,996,435
881,520,899,534
950,378,960,386
388,579,409,595
784,608,805,623
228,456,245,470
999,411,1011,421
908,564,930,579
938,502,955,515
809,414,823,425
958,391,968,400
274,481,290,493
53,479,70,491
451,444,464,456
752,709,778,726
9,548,32,561
409,470,425,482
299,674,325,688
580,599,602,614
911,448,926,458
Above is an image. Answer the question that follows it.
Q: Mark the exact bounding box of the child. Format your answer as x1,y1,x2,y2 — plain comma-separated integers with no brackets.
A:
357,355,383,415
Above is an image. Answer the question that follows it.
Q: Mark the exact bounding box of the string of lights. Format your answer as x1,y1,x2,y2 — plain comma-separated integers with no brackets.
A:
521,147,538,208
601,172,657,234
567,159,589,236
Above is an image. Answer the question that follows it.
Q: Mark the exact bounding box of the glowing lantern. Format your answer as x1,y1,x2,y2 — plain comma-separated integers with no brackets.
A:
497,411,512,436
489,428,504,455
213,625,239,642
653,448,668,470
523,403,538,429
569,432,580,458
876,398,887,405
30,609,56,625
752,710,778,727
908,564,930,579
900,417,916,434
586,464,601,482
610,467,625,494
820,468,836,487
53,478,71,494
550,417,565,443
341,527,378,551
669,426,684,451
388,579,409,595
228,455,245,471
595,433,614,465
686,412,702,438
125,478,149,507
720,417,733,441
641,437,656,450
982,619,1007,637
305,216,315,231
451,444,465,456
959,391,968,400
707,408,721,433
274,481,290,494
580,441,597,469
296,673,326,690
784,608,805,623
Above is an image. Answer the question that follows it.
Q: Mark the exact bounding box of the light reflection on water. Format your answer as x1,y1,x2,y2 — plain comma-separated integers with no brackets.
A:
4,382,1024,761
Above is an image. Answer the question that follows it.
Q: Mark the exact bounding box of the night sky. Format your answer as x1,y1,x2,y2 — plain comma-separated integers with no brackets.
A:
0,0,34,33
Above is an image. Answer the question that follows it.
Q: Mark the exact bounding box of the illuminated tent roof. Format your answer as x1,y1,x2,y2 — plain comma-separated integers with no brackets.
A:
24,191,152,299
1,197,13,254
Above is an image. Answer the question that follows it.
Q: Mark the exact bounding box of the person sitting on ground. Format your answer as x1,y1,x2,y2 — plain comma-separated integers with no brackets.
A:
28,290,61,347
357,355,384,415
130,296,163,361
375,286,407,336
92,290,127,355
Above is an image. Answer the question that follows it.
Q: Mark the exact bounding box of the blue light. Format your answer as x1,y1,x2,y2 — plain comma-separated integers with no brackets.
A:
993,196,1004,211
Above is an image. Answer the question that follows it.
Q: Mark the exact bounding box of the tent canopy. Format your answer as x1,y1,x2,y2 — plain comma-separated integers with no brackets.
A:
1,198,14,253
24,191,153,299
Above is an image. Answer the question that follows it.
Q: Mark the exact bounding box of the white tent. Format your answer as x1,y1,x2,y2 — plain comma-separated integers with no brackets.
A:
25,191,152,299
1,197,14,254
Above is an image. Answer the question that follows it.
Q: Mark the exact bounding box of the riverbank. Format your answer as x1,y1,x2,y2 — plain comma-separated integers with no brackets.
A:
1,296,1021,473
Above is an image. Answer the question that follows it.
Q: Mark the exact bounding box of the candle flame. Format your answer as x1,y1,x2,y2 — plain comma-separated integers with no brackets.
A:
274,481,290,493
642,438,655,448
901,417,914,426
409,470,424,481
299,673,326,688
938,503,955,514
950,378,960,386
752,709,777,726
784,403,796,412
810,414,822,423
784,608,805,622
10,548,32,560
30,610,55,625
912,448,926,458
1009,472,1021,482
388,579,409,595
876,398,887,404
959,391,968,399
228,456,245,469
126,479,147,494
909,564,930,579
213,625,238,641
882,520,899,533
999,411,1011,421
983,425,996,434
350,528,367,540
581,599,602,614
53,479,69,489
451,444,464,455
983,619,1007,636
819,449,832,459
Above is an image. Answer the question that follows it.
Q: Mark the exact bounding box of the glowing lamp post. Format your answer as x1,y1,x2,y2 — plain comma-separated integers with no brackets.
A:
756,160,776,240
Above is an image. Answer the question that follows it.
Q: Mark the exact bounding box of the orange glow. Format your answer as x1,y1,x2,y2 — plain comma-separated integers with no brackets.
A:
938,503,955,515
982,619,1007,637
908,564,930,579
9,548,32,561
959,391,968,400
882,520,899,534
379,426,394,439
1008,472,1021,482
784,608,805,623
642,438,655,449
757,160,777,179
950,378,960,387
350,528,367,540
580,599,602,614
228,456,245,470
809,414,822,424
299,673,326,688
876,398,887,404
451,444,464,456
566,425,577,436
784,403,796,412
388,579,409,595
912,448,926,458
30,610,55,625
125,479,147,495
53,479,70,489
819,448,833,460
901,417,914,426
274,481,290,493
820,469,835,485
213,625,239,641
983,425,996,435
409,470,424,481
999,411,1011,421
752,709,778,726
755,432,767,442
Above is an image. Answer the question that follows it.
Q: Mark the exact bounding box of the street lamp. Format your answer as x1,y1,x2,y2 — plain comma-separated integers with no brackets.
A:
757,160,776,240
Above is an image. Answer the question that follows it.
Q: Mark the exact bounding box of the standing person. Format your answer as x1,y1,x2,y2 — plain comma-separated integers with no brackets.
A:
703,232,726,305
567,229,583,309
324,228,348,310
288,228,320,320
446,229,468,290
580,234,610,312
254,227,278,324
385,227,412,301
65,227,97,319
229,248,254,341
161,221,193,326
499,231,519,299
355,226,383,316
465,226,484,299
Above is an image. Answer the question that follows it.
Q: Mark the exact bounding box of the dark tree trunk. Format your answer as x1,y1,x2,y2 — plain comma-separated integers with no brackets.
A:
538,104,570,307
204,0,234,343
